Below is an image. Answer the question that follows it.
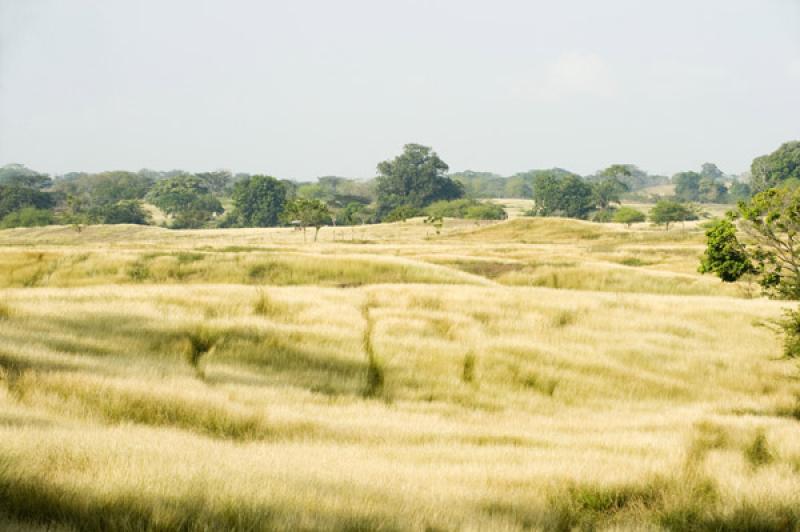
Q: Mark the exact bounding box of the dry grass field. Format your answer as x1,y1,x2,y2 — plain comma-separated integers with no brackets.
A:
1,213,799,531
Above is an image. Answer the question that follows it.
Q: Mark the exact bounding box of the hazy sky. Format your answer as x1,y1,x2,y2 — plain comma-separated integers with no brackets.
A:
1,0,798,180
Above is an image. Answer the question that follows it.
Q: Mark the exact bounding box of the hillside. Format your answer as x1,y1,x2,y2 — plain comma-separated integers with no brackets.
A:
1,217,799,530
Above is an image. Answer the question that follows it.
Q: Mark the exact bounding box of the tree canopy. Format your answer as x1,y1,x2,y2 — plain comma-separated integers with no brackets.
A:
375,144,463,218
530,172,594,219
649,200,697,230
750,140,800,193
146,175,223,228
232,175,287,227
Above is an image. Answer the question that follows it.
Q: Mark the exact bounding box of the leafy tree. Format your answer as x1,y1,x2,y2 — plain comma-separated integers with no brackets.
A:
375,144,463,218
591,178,628,209
450,171,507,198
700,163,724,180
0,164,51,189
698,175,728,203
53,171,154,208
531,173,594,219
232,175,286,227
283,198,332,241
750,141,800,193
673,171,702,201
728,180,752,203
612,206,646,227
95,200,151,225
195,170,233,194
698,219,755,282
0,184,54,220
383,204,419,223
649,200,696,230
146,175,222,229
425,198,506,220
336,202,372,226
594,164,665,191
735,186,800,299
0,207,54,228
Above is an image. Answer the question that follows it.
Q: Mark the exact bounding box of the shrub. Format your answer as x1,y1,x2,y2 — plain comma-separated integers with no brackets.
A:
613,206,646,227
591,208,616,223
126,261,151,282
0,207,54,228
744,429,774,468
425,198,506,220
383,204,419,223
184,328,223,377
779,307,800,358
462,352,476,383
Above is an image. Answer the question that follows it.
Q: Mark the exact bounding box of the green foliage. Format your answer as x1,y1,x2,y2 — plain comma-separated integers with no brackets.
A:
728,180,752,203
0,164,51,189
450,170,508,198
738,186,800,299
95,200,151,225
336,202,372,226
591,178,628,209
375,143,463,218
698,219,755,282
0,207,54,228
779,308,800,359
0,185,54,220
613,207,646,227
595,164,666,191
232,175,287,227
530,173,594,219
591,208,616,223
425,198,507,220
283,198,332,241
649,200,697,230
146,175,223,228
383,204,420,222
750,140,800,193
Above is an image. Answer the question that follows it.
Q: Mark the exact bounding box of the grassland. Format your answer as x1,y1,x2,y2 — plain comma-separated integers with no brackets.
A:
1,212,799,531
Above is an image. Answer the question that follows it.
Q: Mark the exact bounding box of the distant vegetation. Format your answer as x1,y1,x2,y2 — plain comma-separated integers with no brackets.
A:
2,140,797,233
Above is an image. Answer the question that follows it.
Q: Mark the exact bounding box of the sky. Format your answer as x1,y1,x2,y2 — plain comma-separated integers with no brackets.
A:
1,0,799,180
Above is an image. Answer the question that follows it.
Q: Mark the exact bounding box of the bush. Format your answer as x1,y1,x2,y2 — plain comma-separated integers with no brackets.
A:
613,206,646,227
425,198,506,220
383,204,419,222
0,207,54,228
591,208,616,223
780,307,800,358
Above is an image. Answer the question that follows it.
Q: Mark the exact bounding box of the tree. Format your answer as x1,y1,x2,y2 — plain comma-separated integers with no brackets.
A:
591,178,629,209
337,202,371,226
649,200,696,230
750,140,800,193
283,198,332,242
0,184,54,220
700,163,724,180
375,144,463,218
613,207,646,227
146,175,222,229
736,186,800,299
195,170,233,194
531,173,594,219
232,175,287,227
96,200,151,225
673,171,702,202
729,180,752,203
698,219,755,282
0,207,54,228
0,164,51,189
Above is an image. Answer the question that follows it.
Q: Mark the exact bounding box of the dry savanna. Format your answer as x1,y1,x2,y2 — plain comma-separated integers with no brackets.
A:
1,207,799,531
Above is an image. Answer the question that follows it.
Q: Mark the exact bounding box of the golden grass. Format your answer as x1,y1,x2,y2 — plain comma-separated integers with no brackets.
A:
0,217,798,530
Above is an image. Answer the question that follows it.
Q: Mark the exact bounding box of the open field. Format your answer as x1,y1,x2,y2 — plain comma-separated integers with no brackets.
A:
1,216,799,530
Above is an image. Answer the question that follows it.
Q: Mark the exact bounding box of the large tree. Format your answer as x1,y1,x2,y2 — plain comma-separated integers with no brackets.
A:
375,144,463,218
232,175,286,227
649,200,696,230
530,173,594,219
146,175,222,228
283,198,332,242
750,140,800,193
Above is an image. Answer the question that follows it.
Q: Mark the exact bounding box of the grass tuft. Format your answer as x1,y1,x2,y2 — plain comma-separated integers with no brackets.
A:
744,429,774,468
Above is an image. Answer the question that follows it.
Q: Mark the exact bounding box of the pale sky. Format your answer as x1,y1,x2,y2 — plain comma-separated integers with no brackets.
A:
1,0,799,180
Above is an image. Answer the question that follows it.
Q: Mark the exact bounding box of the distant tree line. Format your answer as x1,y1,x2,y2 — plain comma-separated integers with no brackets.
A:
2,141,789,232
